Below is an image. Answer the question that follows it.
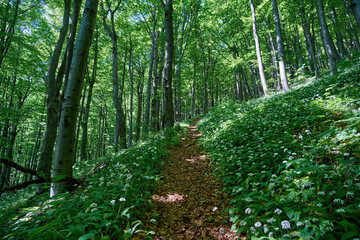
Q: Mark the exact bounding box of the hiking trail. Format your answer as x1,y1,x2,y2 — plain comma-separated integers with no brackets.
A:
136,119,241,239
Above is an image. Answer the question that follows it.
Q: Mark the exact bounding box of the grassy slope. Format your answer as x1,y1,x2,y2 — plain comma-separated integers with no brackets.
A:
198,60,360,239
0,128,183,239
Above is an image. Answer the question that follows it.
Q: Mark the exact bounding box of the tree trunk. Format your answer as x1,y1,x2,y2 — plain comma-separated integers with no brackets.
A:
265,19,279,89
101,2,127,151
128,41,134,147
331,7,347,58
143,6,157,137
156,51,164,129
191,54,196,119
351,0,360,32
343,0,360,51
135,82,143,142
51,0,98,197
80,33,98,162
36,0,71,194
151,31,160,132
73,86,87,163
316,0,337,75
300,3,318,76
249,0,268,95
272,0,289,93
0,0,20,69
60,0,83,103
162,0,175,129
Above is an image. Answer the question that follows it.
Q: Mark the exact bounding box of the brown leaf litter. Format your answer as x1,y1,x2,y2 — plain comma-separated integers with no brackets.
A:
134,119,244,240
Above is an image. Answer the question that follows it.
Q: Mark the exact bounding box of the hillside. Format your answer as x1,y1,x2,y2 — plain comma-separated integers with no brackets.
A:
198,60,360,239
0,59,359,239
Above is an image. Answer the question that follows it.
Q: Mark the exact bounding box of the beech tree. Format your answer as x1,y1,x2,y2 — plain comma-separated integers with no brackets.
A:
161,0,175,128
249,0,268,96
271,0,289,93
51,0,98,196
100,0,127,151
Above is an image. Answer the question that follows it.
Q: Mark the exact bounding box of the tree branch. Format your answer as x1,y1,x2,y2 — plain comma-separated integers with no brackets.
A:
0,158,38,176
0,158,83,194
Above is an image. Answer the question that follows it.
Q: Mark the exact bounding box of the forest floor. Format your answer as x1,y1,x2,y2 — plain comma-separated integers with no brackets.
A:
135,119,243,240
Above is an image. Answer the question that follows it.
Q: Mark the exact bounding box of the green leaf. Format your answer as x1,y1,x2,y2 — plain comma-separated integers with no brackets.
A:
294,211,301,222
78,233,95,240
51,175,67,182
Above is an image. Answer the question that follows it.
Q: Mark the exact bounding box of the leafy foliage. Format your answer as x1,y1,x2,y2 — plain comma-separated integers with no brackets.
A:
0,127,182,239
198,61,360,239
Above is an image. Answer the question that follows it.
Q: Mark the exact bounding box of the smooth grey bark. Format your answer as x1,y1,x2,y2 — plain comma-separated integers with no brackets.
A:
272,0,289,93
241,66,252,99
60,0,83,103
151,31,160,132
343,1,360,51
51,0,98,197
343,0,360,50
316,0,337,75
351,0,360,32
80,33,97,162
135,81,143,142
101,0,127,151
161,0,175,129
331,7,347,58
73,86,87,163
265,19,279,89
156,49,164,129
191,53,196,119
36,0,71,194
300,2,318,76
143,5,157,137
199,32,209,114
249,0,268,95
128,40,134,147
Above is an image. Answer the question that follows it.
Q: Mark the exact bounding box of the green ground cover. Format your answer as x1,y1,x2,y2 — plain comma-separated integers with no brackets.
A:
198,61,360,239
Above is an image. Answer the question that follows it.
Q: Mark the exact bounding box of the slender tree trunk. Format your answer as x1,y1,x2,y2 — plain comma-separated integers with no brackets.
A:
60,0,83,103
156,51,164,129
80,34,97,162
135,82,143,142
272,0,289,93
249,64,259,97
331,7,347,58
143,6,157,137
162,0,175,129
351,0,360,32
316,0,337,75
249,0,268,95
191,54,196,119
128,40,134,147
101,2,127,151
151,31,160,132
51,0,98,197
0,76,15,192
265,19,279,89
343,0,360,51
36,0,71,194
73,86,87,163
0,0,20,69
300,1,319,77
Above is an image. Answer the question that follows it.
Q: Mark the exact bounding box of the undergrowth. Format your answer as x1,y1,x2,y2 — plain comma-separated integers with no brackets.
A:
198,61,360,239
0,127,182,239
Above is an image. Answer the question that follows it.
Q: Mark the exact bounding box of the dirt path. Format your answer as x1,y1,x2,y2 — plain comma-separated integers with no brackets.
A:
137,119,239,239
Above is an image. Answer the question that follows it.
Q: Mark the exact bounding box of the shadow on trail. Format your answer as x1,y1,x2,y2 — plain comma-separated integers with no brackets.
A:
135,119,242,240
